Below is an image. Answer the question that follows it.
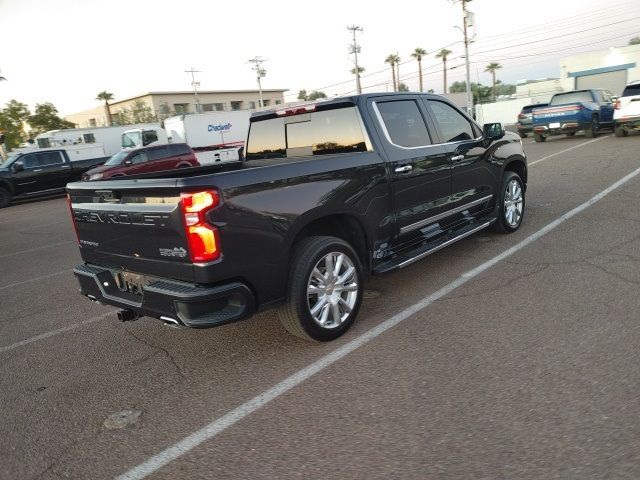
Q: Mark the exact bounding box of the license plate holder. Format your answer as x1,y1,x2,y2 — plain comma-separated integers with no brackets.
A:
112,270,146,296
549,122,561,129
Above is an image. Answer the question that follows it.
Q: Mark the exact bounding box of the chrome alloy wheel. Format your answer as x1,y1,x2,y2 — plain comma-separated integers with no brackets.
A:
504,179,523,227
306,252,359,329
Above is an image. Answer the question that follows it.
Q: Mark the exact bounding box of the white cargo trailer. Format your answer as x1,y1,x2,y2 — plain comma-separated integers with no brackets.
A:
34,123,163,157
163,111,250,164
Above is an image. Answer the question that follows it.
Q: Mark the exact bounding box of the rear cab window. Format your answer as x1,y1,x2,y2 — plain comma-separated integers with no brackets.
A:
621,84,640,97
246,105,370,161
550,91,594,105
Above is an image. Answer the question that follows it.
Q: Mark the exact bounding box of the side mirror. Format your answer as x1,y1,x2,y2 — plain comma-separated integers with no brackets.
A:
611,96,618,103
483,122,505,141
12,160,24,172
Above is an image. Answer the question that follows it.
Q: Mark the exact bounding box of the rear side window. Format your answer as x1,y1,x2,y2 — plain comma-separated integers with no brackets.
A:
376,100,431,148
148,146,171,161
170,144,191,156
428,100,474,143
38,152,64,165
622,84,640,97
246,106,368,160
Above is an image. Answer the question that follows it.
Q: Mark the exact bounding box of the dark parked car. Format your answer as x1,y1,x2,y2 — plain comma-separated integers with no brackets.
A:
82,143,199,180
516,103,548,138
67,93,527,342
0,148,106,208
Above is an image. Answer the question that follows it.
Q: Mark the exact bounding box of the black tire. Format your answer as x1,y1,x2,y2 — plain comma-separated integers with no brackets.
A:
566,132,576,137
533,133,546,143
278,236,363,342
491,171,525,234
614,125,628,138
0,187,11,208
518,131,527,139
584,116,599,138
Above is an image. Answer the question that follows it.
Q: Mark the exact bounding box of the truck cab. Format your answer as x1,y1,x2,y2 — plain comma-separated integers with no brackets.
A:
121,128,168,150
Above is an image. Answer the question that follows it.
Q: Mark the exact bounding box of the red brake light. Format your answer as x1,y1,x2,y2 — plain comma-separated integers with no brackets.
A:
67,194,80,245
180,190,220,262
275,104,316,116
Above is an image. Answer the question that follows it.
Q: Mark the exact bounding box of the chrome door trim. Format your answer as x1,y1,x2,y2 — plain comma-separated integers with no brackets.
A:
399,194,493,234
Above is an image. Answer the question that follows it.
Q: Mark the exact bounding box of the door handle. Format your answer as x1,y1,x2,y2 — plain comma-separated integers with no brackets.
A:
61,165,71,169
394,165,413,173
33,169,43,172
451,155,465,162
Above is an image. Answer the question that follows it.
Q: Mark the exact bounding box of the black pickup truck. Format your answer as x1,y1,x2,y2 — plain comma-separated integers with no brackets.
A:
68,93,527,341
0,148,107,207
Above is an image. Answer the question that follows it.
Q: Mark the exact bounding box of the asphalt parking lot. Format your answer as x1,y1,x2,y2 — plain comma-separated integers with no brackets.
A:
1,131,640,480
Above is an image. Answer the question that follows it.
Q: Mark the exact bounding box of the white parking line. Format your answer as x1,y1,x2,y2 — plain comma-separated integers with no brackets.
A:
0,311,114,354
528,136,609,166
0,240,74,259
116,162,640,480
0,269,73,291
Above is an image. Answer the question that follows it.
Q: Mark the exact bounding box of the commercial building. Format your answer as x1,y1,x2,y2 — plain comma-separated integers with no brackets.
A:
65,89,288,128
560,44,640,95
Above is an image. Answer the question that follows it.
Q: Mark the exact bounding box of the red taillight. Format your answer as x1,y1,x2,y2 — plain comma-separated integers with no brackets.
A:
518,113,526,119
67,194,80,244
615,99,621,110
180,190,220,262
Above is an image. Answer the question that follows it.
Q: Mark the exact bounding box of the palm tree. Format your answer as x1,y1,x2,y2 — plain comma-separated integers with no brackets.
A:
0,70,6,82
411,48,427,92
350,66,365,75
485,63,502,101
435,48,452,94
96,91,114,126
384,54,400,92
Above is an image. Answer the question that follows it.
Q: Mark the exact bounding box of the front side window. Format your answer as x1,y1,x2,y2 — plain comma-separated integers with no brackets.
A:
129,152,149,164
105,151,129,166
122,132,141,148
428,101,474,143
21,154,39,168
376,100,431,148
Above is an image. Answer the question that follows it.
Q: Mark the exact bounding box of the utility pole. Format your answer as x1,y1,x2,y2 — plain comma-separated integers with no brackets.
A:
247,57,267,110
347,25,363,94
185,67,202,113
461,0,474,117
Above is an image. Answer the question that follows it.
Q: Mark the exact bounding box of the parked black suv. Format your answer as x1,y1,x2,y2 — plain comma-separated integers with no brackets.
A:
67,93,527,342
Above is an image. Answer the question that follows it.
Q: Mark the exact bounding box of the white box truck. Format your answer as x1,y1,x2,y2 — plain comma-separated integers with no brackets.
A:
163,111,250,165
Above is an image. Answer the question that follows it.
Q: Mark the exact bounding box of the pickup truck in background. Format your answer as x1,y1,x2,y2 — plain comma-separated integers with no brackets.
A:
614,81,640,137
531,89,615,142
0,146,107,207
67,93,528,342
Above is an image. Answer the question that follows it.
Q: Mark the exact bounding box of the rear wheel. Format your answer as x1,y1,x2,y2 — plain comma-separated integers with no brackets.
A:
566,132,576,137
278,236,363,342
533,133,546,143
0,187,11,208
584,116,599,138
614,125,628,138
491,171,525,234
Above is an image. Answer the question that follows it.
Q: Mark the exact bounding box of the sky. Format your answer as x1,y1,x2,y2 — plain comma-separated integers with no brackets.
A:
0,0,638,116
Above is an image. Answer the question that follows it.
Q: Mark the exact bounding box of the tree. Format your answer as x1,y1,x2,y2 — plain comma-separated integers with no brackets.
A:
485,62,502,101
0,100,30,149
126,100,157,123
307,91,327,101
398,83,410,92
350,66,365,76
385,54,400,92
629,36,640,45
450,81,492,104
0,70,6,82
297,89,308,101
27,103,75,135
96,91,114,126
435,49,452,94
411,48,427,92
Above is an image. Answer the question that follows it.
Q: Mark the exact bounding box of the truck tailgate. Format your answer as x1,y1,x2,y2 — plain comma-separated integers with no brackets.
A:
533,104,584,124
67,179,201,283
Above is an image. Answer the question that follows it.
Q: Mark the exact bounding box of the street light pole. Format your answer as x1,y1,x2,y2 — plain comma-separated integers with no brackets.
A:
347,25,363,94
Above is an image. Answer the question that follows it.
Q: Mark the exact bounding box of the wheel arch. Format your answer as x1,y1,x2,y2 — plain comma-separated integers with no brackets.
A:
503,156,528,190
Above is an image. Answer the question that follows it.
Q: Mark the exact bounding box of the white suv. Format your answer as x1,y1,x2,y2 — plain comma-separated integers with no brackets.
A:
614,81,640,137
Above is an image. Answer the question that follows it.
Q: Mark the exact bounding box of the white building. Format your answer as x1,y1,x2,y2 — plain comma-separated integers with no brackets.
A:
560,44,640,95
